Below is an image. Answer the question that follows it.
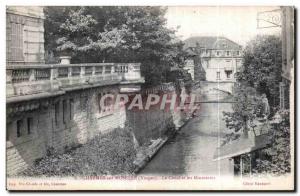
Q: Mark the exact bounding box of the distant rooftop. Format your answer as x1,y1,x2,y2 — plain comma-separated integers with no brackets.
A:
184,36,242,50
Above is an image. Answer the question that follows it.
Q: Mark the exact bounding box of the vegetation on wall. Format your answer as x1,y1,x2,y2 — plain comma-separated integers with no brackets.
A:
20,128,136,177
235,35,282,108
223,35,282,134
222,35,290,175
254,110,291,175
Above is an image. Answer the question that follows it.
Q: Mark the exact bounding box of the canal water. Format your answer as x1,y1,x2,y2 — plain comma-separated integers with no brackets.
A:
139,89,234,176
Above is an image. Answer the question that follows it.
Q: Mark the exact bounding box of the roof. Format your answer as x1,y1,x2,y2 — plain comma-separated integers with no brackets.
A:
213,134,271,161
185,47,197,56
184,36,242,50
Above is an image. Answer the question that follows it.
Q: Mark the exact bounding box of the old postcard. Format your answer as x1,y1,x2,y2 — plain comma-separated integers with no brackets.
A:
6,5,295,191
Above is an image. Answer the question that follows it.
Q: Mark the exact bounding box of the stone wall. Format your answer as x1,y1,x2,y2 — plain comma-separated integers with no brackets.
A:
126,83,181,146
6,82,182,176
6,85,126,176
126,109,174,146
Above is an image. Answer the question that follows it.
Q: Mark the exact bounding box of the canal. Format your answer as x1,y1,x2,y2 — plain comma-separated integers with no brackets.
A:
139,88,234,176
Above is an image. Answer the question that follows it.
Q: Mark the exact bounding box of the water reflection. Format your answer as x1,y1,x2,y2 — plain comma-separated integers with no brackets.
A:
139,102,233,176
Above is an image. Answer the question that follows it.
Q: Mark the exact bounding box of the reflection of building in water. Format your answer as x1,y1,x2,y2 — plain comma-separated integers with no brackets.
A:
184,36,243,82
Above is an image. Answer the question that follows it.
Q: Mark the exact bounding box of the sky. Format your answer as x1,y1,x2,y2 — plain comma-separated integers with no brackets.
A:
165,6,281,46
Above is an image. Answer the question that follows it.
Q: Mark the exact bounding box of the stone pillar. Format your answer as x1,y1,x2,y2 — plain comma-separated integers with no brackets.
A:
6,70,12,83
29,69,35,81
59,56,71,65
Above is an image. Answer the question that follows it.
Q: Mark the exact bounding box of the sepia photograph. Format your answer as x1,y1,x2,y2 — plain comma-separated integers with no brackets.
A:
4,4,295,191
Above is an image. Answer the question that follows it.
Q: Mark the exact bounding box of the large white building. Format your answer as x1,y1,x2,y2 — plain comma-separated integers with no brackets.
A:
184,36,243,82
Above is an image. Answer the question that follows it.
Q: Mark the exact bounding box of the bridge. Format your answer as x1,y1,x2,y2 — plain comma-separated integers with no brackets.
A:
6,61,146,175
7,63,144,103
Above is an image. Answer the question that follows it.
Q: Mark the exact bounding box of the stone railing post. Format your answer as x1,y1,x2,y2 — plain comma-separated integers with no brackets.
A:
92,66,96,76
29,69,35,81
50,67,58,80
68,67,72,78
80,66,85,77
111,65,115,73
103,66,106,75
6,70,12,83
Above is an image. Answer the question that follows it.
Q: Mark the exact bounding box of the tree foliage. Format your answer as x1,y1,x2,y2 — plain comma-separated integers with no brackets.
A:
223,35,291,176
223,35,282,133
254,110,291,175
44,6,187,86
235,35,282,108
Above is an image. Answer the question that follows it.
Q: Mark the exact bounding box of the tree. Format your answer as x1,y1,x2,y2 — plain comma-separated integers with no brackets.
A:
44,6,187,86
223,35,282,139
223,85,262,134
223,35,290,176
236,35,282,109
254,110,291,175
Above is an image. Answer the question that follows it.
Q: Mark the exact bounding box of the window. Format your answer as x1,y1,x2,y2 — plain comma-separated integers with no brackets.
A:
226,51,230,56
225,70,233,79
10,23,24,61
27,117,33,135
17,120,23,137
217,72,220,80
216,51,220,56
55,102,60,125
104,92,112,112
70,99,74,120
237,51,240,56
98,92,114,113
63,100,67,124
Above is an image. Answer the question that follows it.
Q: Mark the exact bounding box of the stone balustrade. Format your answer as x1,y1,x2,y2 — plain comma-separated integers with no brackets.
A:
7,63,142,83
6,63,144,102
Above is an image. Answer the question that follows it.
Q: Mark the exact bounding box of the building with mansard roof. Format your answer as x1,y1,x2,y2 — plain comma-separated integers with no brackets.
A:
184,36,243,82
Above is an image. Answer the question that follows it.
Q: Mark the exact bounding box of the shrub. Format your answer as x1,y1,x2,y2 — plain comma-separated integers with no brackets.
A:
20,128,137,177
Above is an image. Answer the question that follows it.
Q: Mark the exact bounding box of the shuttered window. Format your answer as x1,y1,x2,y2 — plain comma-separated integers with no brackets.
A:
10,22,24,61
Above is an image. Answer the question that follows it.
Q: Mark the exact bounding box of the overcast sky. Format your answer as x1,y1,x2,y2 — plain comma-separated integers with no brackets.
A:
166,6,281,46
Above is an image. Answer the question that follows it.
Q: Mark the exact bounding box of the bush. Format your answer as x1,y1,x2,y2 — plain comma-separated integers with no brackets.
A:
20,128,137,177
253,110,291,175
